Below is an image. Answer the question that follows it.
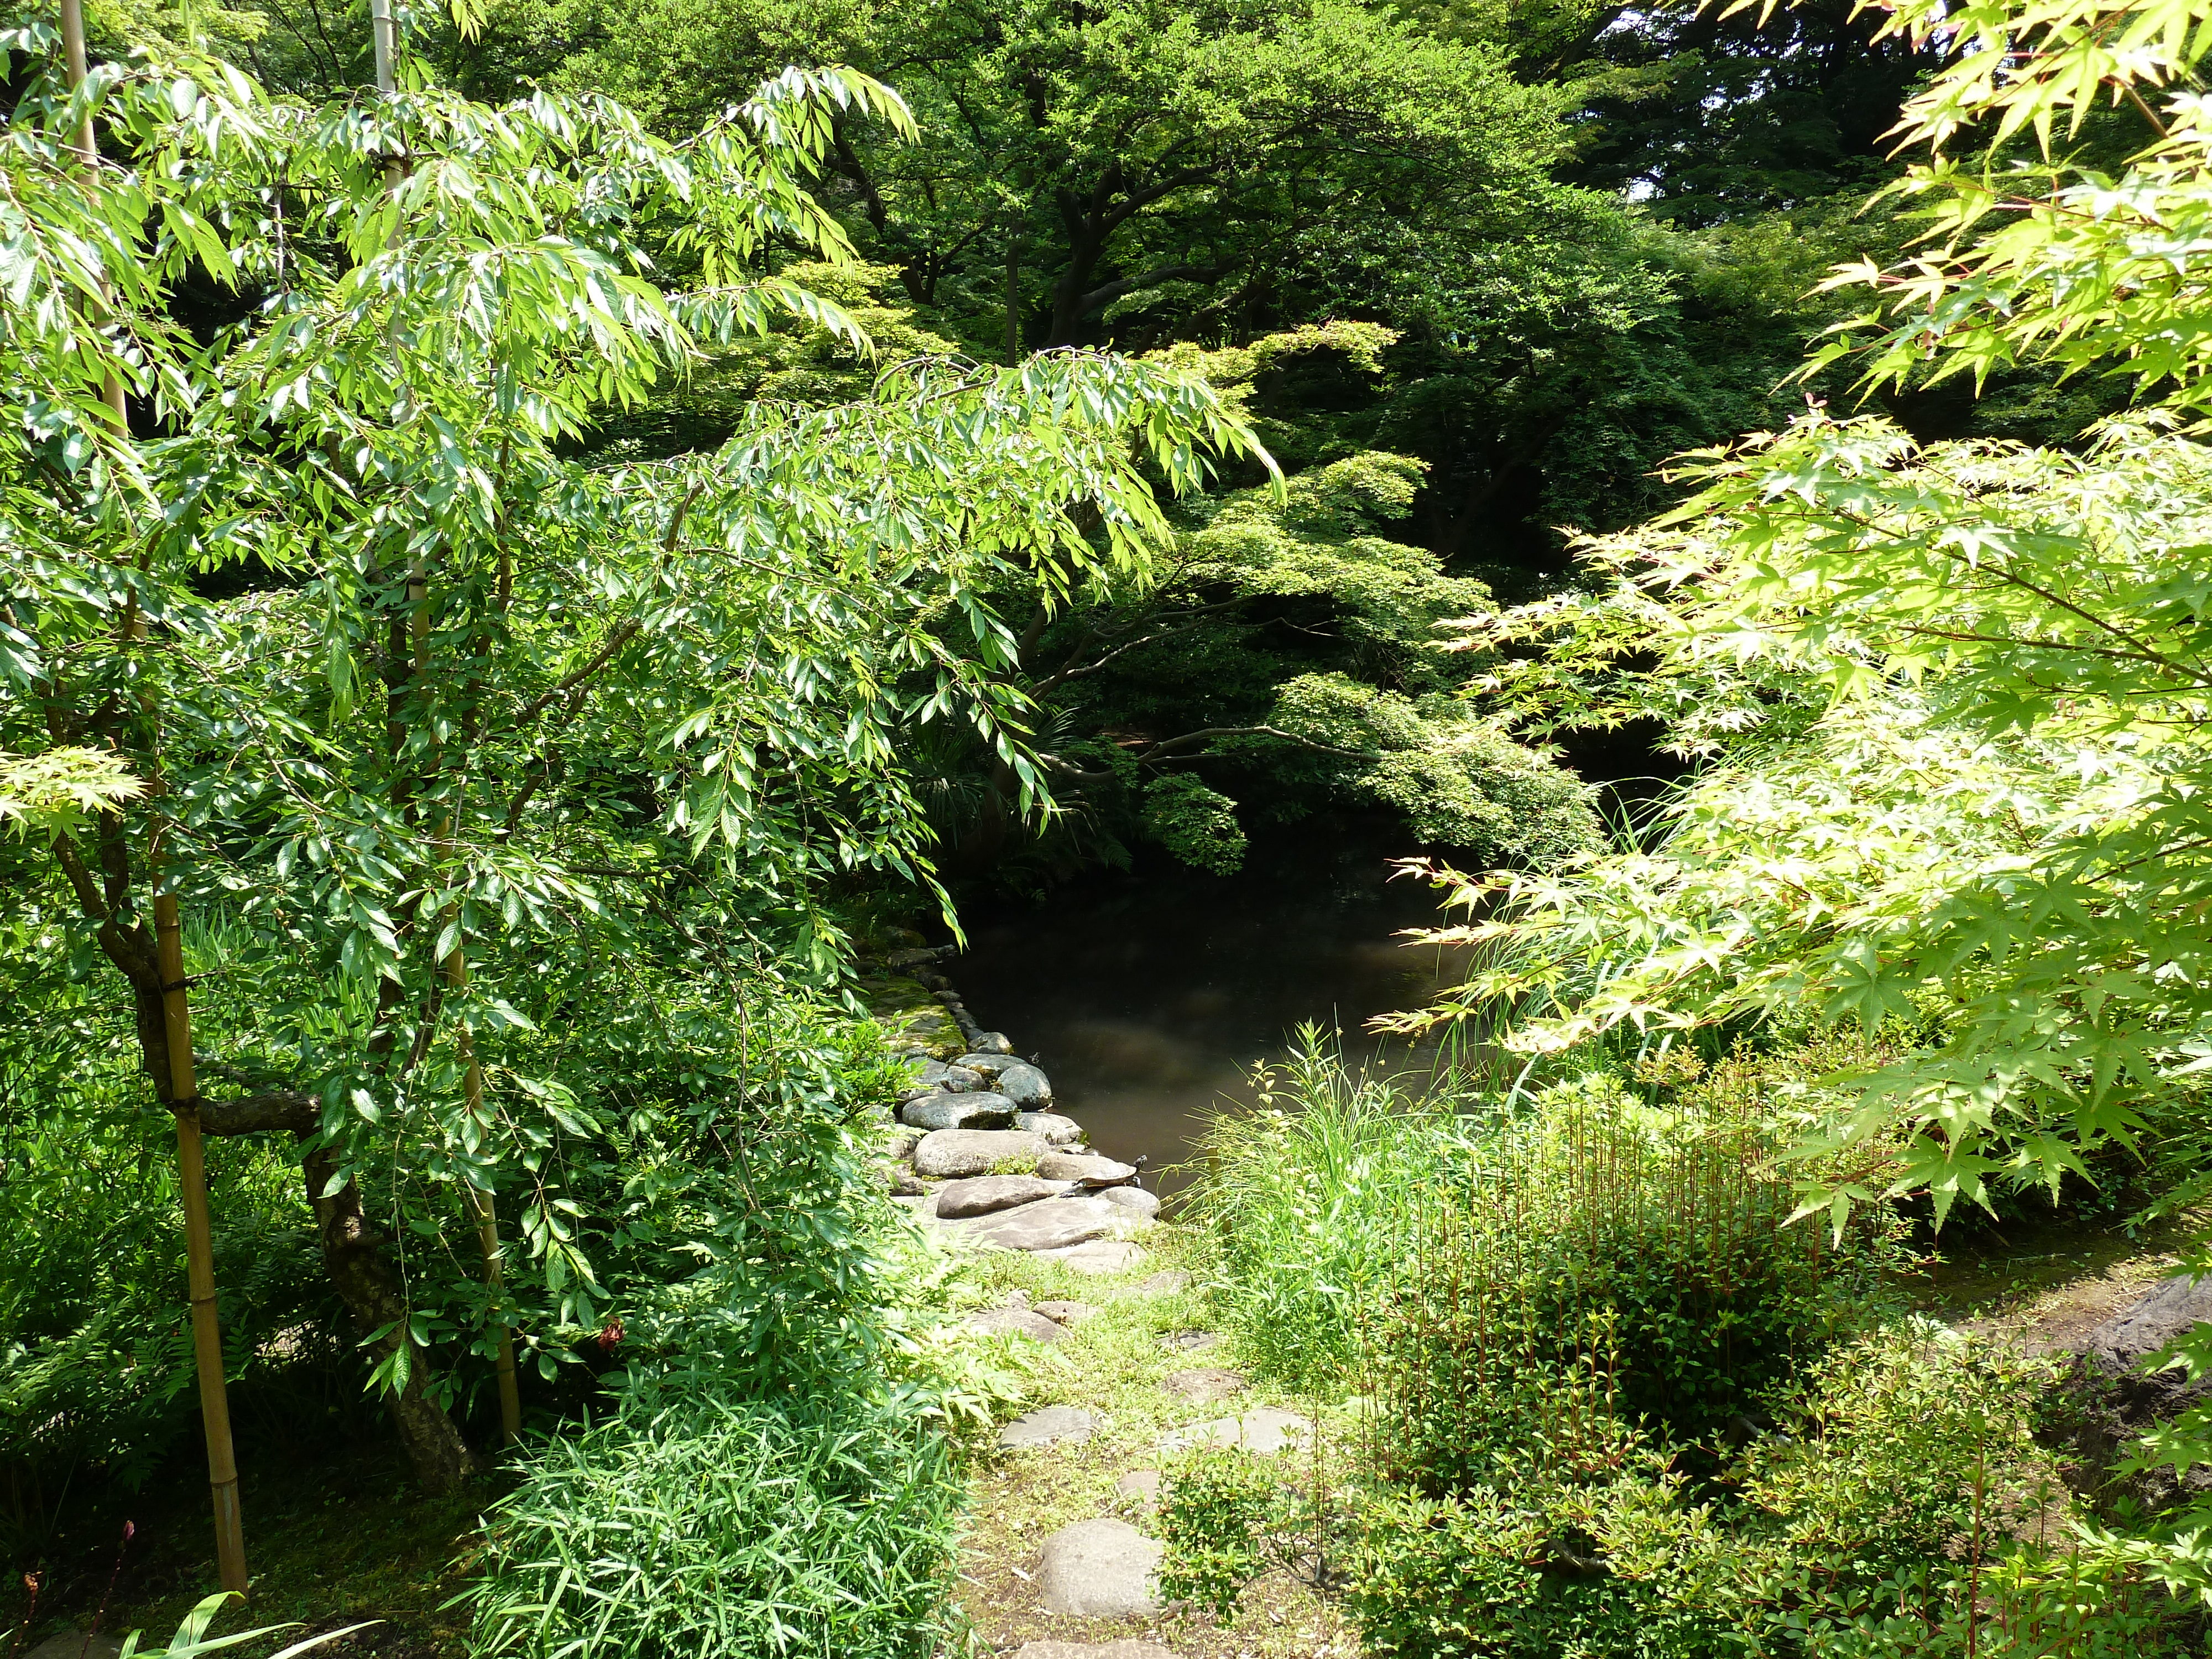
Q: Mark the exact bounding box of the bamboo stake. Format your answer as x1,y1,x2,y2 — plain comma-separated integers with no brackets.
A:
58,0,249,1595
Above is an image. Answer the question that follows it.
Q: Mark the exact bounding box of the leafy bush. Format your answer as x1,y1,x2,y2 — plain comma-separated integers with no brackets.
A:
466,1394,959,1659
1156,1448,1297,1623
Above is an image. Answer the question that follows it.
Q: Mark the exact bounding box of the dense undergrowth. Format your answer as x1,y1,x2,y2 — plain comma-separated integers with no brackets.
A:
1174,1036,2205,1656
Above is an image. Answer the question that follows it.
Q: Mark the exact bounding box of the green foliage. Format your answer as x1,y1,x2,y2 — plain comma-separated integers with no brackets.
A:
1155,1448,1290,1624
1188,1031,1486,1392
1141,774,1246,875
466,1394,959,1659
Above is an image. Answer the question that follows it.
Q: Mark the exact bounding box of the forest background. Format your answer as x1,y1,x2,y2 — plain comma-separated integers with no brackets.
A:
7,0,2203,1656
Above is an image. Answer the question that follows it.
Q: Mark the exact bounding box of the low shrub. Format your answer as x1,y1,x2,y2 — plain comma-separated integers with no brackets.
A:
466,1393,960,1659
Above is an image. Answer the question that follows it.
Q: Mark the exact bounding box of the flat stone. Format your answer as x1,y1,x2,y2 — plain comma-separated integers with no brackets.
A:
1100,1185,1160,1220
993,1060,1053,1107
945,1195,1134,1252
23,1636,123,1659
968,1307,1070,1344
1162,1329,1222,1354
901,1090,1017,1131
999,1404,1097,1450
1036,1517,1164,1616
1035,1299,1098,1324
1013,1644,1175,1659
1035,1239,1147,1274
1115,1468,1163,1507
1159,1406,1311,1456
1162,1366,1246,1402
1037,1150,1138,1186
1135,1270,1193,1296
935,1174,1073,1218
1015,1110,1086,1145
912,1128,1046,1180
969,1030,1016,1054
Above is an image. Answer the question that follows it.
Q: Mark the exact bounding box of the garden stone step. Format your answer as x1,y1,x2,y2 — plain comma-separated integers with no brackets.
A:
942,1194,1136,1252
1100,1186,1160,1219
1013,1643,1175,1658
901,1090,1018,1131
998,1405,1098,1449
1133,1269,1192,1296
1161,1329,1222,1354
1032,1239,1147,1274
935,1174,1074,1218
1034,1298,1098,1324
1158,1406,1311,1456
967,1307,1070,1343
1036,1517,1165,1616
1014,1110,1086,1145
1161,1366,1245,1402
1036,1150,1138,1186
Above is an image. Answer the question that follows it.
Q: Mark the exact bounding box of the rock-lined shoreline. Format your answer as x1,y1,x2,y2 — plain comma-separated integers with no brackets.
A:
861,942,1161,1284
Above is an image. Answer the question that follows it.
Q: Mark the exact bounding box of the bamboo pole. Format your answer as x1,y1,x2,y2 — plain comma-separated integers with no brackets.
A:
58,0,249,1595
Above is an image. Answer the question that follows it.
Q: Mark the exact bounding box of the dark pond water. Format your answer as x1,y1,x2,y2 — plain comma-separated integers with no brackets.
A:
949,843,1474,1192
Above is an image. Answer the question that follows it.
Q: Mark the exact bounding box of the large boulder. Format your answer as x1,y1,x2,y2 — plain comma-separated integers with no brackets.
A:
2074,1272,2212,1505
1036,1519,1164,1617
935,1174,1073,1218
992,1061,1053,1108
1037,1150,1137,1187
901,1091,1017,1131
912,1128,1047,1180
1015,1110,1084,1146
943,1194,1136,1253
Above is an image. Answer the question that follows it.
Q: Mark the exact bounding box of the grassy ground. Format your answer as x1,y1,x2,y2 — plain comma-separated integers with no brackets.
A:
946,1227,1361,1658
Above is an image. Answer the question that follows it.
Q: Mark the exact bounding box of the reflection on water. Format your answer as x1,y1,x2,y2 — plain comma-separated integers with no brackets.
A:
950,850,1472,1192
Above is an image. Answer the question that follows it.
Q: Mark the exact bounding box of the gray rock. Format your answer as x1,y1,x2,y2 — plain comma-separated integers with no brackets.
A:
993,1061,1054,1108
2074,1273,2212,1503
954,1051,1011,1079
1013,1643,1175,1659
1035,1299,1098,1324
887,1165,929,1197
912,1128,1046,1180
1162,1366,1246,1403
945,1195,1134,1253
969,1030,1016,1055
899,1059,986,1100
900,1090,1017,1131
1015,1110,1086,1146
968,1307,1070,1343
1100,1185,1160,1220
1136,1269,1193,1297
999,1404,1097,1449
935,1174,1074,1218
23,1635,123,1659
1036,1517,1164,1616
885,1127,922,1161
1162,1329,1222,1354
1035,1239,1147,1274
1037,1150,1138,1186
1159,1405,1311,1456
1115,1468,1163,1507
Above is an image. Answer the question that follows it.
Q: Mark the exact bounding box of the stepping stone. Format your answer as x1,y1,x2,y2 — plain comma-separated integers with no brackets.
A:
968,1307,1070,1343
1035,1239,1147,1274
1100,1186,1160,1219
1015,1110,1086,1145
1037,1150,1138,1186
901,1090,1018,1131
969,1030,1016,1054
1135,1269,1192,1296
1014,1644,1175,1658
900,1060,985,1100
1036,1517,1164,1616
1159,1406,1311,1455
1115,1468,1162,1509
1161,1329,1222,1354
1162,1366,1246,1402
912,1127,1045,1179
935,1173,1073,1218
23,1635,123,1659
999,1405,1098,1449
953,1051,1011,1078
945,1195,1134,1253
1035,1299,1097,1324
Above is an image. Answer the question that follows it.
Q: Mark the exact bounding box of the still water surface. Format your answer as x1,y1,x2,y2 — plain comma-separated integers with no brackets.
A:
950,848,1472,1192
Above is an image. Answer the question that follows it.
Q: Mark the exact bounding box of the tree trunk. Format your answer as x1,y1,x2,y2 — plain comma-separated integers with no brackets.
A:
302,1144,480,1494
